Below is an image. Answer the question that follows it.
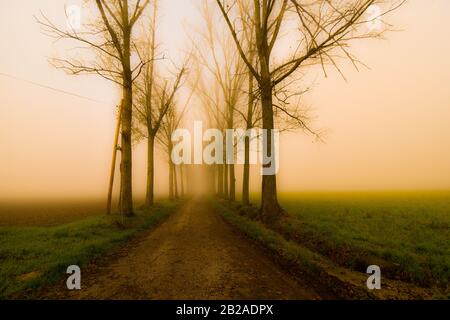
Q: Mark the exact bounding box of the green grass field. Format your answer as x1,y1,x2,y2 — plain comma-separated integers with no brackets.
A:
0,201,181,299
255,192,450,289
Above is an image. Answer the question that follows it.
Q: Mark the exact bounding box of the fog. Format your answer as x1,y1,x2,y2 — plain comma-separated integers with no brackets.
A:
1,0,450,203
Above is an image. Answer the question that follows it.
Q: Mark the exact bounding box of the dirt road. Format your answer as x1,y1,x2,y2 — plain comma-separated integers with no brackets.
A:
44,199,321,299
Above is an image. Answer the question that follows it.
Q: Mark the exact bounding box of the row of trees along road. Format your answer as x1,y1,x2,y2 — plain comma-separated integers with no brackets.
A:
214,0,405,221
38,0,191,216
38,0,405,222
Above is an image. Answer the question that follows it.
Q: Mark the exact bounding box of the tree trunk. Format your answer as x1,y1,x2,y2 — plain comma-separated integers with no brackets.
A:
211,165,216,194
174,164,179,199
118,166,123,213
119,79,133,217
146,134,155,206
168,142,174,200
169,161,174,200
259,78,283,221
229,163,235,201
242,71,254,206
243,137,250,205
217,164,223,197
223,163,229,200
180,164,185,197
118,23,133,217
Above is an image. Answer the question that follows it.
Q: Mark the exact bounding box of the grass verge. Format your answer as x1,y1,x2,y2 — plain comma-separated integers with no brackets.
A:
209,199,338,296
273,192,450,290
0,201,182,299
212,198,446,299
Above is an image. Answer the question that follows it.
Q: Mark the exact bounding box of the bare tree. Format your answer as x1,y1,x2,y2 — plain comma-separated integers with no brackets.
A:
193,64,227,197
134,52,187,205
156,73,195,201
216,0,405,221
158,107,180,200
132,0,159,207
194,1,248,201
38,0,151,216
234,0,262,206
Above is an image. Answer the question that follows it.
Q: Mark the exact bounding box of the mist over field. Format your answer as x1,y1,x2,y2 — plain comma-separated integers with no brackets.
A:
1,0,450,203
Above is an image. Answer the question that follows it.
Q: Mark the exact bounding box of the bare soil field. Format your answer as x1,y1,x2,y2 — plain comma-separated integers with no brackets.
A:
0,200,106,227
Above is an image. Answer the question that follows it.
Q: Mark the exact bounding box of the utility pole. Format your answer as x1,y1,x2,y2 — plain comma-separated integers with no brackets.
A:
106,100,124,215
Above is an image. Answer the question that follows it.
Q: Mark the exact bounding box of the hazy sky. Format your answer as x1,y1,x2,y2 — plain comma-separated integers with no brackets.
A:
0,0,450,200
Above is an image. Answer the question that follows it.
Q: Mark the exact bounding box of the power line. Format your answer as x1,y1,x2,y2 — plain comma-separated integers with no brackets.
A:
0,72,109,104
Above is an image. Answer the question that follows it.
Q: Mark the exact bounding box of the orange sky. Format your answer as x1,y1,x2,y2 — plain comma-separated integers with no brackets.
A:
0,0,450,200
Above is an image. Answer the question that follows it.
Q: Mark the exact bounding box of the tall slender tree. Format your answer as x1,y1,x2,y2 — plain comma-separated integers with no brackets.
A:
134,59,186,204
156,73,194,201
216,0,405,220
194,1,247,201
38,0,152,216
132,0,162,207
